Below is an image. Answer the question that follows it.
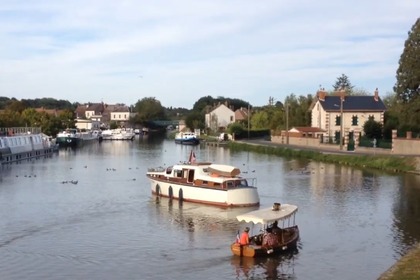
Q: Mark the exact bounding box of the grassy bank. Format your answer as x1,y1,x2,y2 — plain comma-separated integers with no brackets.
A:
228,142,417,173
378,243,420,280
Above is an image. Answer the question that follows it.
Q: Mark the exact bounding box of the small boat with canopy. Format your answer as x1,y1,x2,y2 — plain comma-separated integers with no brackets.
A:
231,202,299,257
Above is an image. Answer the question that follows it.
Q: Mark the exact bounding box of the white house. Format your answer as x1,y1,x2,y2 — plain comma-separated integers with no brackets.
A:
205,103,235,131
310,88,386,141
110,105,131,124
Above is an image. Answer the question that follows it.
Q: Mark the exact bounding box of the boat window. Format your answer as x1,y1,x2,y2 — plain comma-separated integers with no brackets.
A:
202,180,208,185
175,170,182,178
166,167,173,175
241,179,248,186
227,181,234,188
187,170,194,182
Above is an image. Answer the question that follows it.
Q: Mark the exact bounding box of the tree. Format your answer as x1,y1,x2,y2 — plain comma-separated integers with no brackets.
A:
363,119,383,139
133,97,166,125
394,18,420,103
185,111,204,131
332,74,354,93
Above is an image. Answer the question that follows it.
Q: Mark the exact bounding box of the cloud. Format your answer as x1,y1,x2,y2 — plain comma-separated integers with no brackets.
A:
0,1,419,108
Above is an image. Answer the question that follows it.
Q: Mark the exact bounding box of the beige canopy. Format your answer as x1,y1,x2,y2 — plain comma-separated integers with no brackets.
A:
208,164,240,177
236,204,298,225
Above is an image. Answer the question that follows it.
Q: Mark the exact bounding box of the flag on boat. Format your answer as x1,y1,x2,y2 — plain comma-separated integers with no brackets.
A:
188,150,196,163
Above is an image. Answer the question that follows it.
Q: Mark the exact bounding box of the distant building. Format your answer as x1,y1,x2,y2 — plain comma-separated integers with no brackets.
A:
310,88,386,141
74,102,133,130
205,103,235,132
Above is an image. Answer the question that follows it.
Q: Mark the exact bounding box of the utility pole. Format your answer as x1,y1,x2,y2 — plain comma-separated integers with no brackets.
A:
339,88,345,150
247,104,250,139
286,103,289,145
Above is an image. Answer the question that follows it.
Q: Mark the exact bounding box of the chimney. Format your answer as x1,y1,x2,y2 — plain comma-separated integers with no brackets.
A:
317,88,327,101
374,88,379,102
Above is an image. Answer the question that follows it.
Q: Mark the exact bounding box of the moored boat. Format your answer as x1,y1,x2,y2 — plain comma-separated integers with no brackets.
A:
101,128,135,140
0,127,58,164
174,131,200,145
146,152,260,207
56,128,101,147
231,203,300,257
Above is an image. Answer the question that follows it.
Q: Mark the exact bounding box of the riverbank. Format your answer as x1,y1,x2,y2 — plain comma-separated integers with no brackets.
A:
230,140,419,174
377,243,420,280
229,139,420,279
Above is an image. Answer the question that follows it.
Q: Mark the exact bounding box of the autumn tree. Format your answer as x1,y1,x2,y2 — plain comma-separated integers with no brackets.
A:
395,18,420,103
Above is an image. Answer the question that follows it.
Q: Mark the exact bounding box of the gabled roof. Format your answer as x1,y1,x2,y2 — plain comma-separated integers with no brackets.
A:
209,103,234,114
234,107,248,121
320,95,386,112
111,105,130,112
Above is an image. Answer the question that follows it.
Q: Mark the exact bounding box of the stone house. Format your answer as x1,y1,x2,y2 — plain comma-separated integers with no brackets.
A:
309,88,387,142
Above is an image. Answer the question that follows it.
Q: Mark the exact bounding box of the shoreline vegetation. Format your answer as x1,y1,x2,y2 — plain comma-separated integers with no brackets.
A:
226,140,420,279
228,141,418,174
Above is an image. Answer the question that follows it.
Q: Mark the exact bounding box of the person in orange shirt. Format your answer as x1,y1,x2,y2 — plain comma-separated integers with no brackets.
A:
240,227,250,245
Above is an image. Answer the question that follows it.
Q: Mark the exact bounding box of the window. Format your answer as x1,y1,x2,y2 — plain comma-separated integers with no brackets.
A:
368,115,375,121
352,115,358,126
335,115,341,126
230,116,233,121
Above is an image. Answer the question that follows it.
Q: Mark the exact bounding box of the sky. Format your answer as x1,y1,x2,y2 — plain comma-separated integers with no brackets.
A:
1,1,419,109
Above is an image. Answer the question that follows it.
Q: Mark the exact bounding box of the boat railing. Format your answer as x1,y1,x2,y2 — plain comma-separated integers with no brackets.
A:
0,127,42,136
148,166,166,172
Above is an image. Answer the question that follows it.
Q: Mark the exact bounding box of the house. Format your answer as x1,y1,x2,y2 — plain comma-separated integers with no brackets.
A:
310,88,386,142
234,107,250,124
74,103,133,129
205,103,235,131
109,105,131,126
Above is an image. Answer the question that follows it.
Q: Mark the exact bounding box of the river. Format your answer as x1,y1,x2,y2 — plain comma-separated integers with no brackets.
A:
1,134,419,280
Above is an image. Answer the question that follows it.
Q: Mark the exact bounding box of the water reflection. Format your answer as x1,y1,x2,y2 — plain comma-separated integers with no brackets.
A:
230,252,298,280
152,196,257,234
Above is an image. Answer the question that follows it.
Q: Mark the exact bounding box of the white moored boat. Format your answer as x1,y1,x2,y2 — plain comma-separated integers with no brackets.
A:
101,128,135,140
0,127,58,164
146,152,260,207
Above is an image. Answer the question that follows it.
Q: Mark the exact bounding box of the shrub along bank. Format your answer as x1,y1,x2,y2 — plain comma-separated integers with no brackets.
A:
228,142,417,173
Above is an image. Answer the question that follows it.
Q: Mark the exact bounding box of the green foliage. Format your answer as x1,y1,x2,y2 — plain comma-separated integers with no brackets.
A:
250,110,269,129
133,97,166,125
395,18,420,103
363,119,383,139
109,121,118,129
192,96,249,113
383,111,399,139
185,111,205,131
332,74,354,92
227,122,244,136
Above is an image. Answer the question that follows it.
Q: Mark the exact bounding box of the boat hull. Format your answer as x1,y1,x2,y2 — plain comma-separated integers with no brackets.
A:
231,226,299,257
148,177,259,207
174,138,200,145
0,133,58,164
56,136,81,147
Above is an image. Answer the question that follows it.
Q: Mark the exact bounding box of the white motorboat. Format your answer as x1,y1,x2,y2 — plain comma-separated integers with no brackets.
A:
146,152,260,207
101,128,135,141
